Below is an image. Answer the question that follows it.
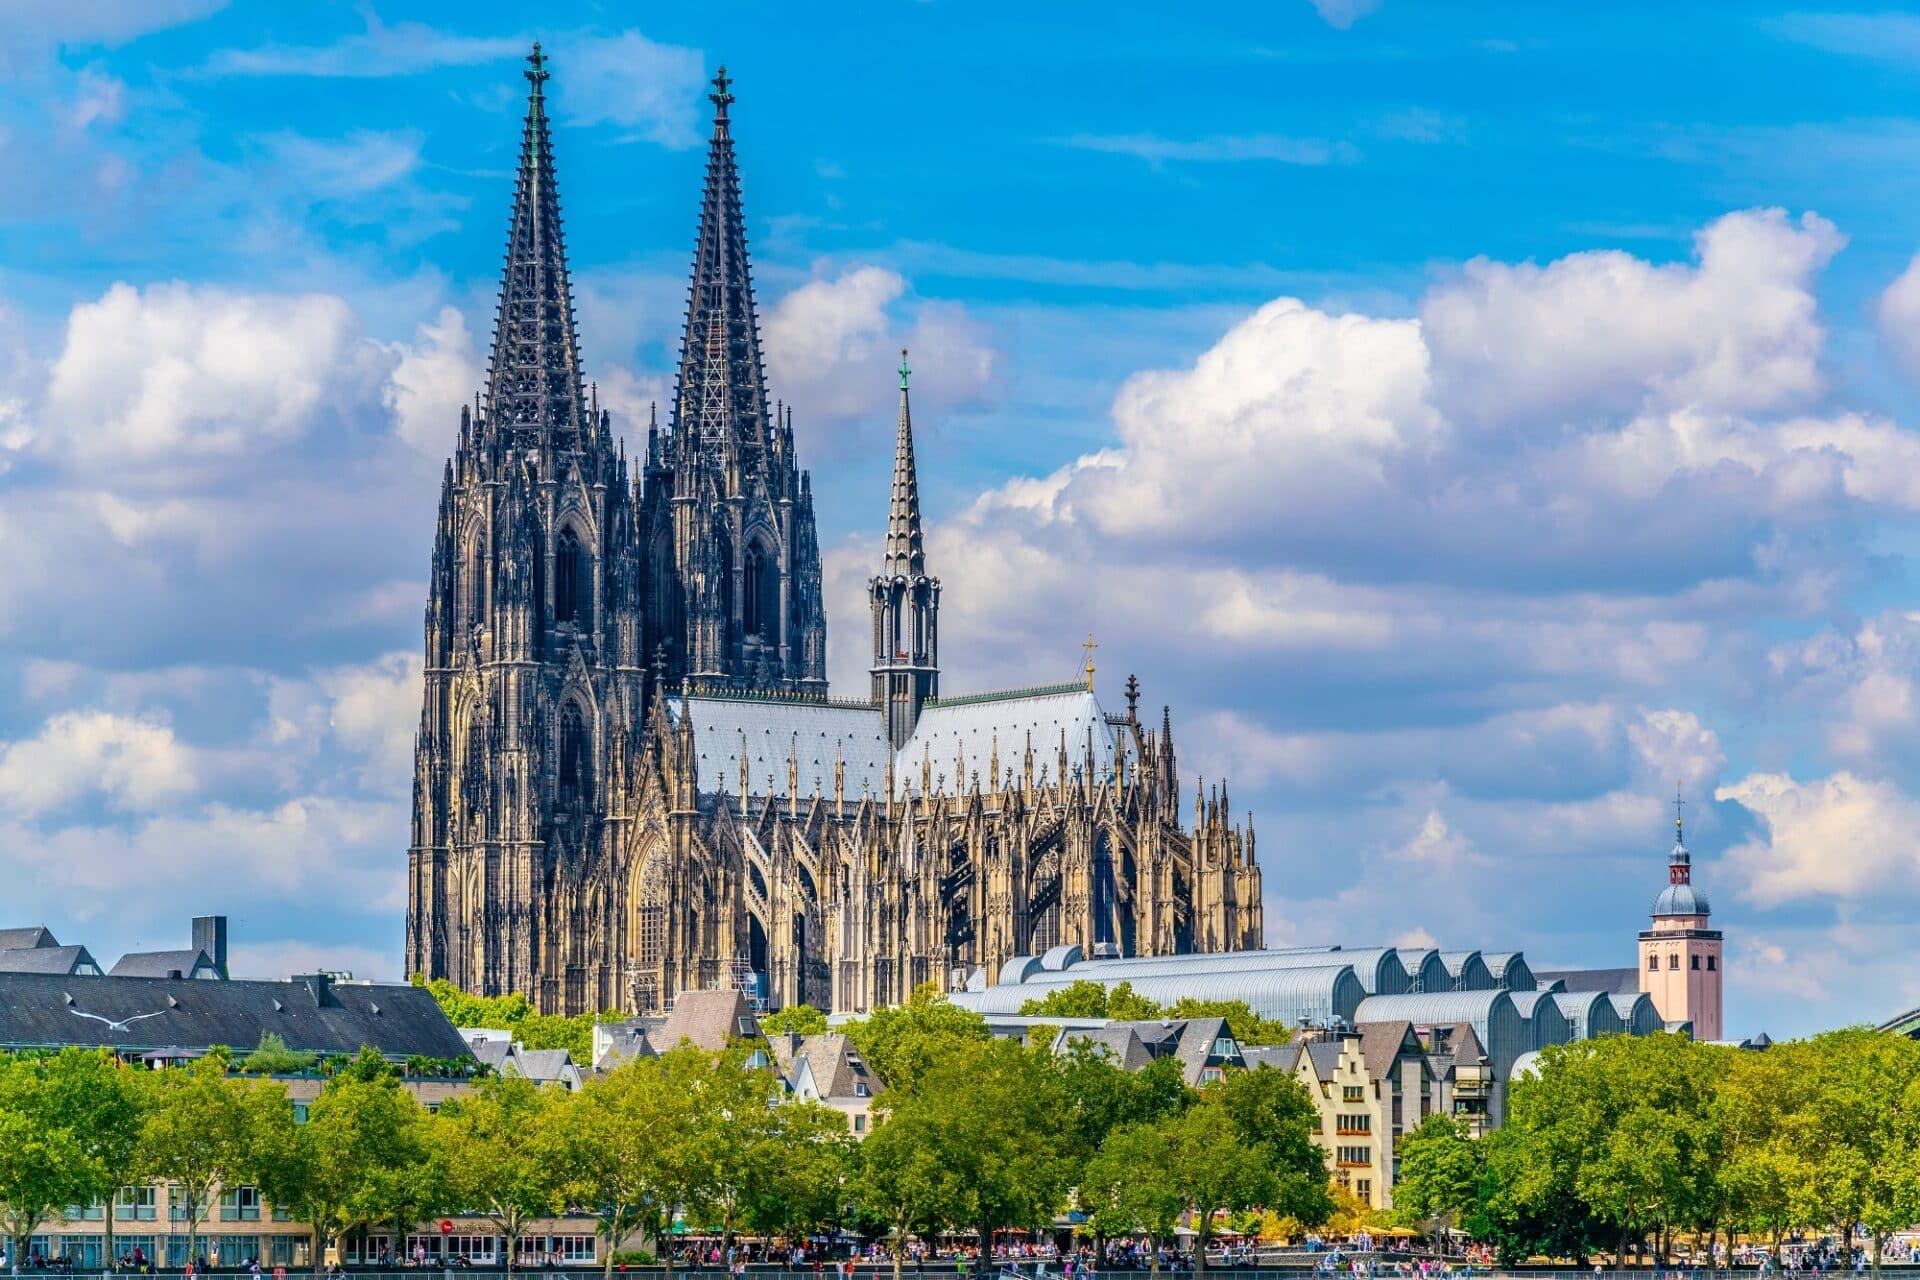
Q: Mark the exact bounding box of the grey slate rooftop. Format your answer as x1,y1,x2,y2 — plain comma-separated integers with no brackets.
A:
0,970,471,1060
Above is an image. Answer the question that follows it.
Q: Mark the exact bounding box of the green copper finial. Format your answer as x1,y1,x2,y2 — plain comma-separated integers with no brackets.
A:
526,42,549,91
899,347,911,391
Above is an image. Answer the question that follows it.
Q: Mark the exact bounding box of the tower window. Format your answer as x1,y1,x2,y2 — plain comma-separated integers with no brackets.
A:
1691,954,1700,971
1647,955,1658,971
1707,955,1716,971
1668,954,1679,970
744,542,778,643
555,525,589,627
558,703,589,810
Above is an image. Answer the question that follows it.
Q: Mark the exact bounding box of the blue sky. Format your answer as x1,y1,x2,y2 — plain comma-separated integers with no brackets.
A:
7,1,1920,1036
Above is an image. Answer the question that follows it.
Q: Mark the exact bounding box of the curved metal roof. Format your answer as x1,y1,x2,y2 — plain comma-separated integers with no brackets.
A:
1047,947,1410,995
1608,991,1665,1036
1438,950,1496,991
1653,883,1710,916
1391,948,1451,993
953,963,1366,1025
1481,951,1536,991
1509,988,1572,1048
1551,990,1624,1039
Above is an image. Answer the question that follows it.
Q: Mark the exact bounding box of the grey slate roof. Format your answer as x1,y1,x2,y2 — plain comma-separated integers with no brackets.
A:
110,949,215,979
1534,967,1640,996
513,1048,576,1084
468,1039,513,1069
657,988,758,1051
0,927,57,951
779,1032,882,1100
1304,1039,1344,1082
676,685,1129,802
0,945,100,975
0,971,471,1059
1354,991,1528,1075
1241,1042,1303,1073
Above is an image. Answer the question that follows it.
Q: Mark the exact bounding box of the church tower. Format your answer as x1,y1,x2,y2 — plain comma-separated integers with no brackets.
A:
870,351,940,749
1638,793,1724,1040
407,46,647,1010
640,69,827,696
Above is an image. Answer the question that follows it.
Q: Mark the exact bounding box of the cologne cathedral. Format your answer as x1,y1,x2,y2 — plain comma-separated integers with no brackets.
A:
406,49,1263,1017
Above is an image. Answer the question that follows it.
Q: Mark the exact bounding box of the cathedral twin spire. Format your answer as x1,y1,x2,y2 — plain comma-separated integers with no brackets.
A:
486,45,588,441
674,65,775,454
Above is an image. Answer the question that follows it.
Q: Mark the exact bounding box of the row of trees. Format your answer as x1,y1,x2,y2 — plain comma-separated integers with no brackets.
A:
0,988,1334,1280
1394,1029,1920,1272
1009,980,1295,1046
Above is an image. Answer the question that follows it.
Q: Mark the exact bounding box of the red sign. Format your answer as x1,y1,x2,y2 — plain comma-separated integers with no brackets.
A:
439,1220,455,1236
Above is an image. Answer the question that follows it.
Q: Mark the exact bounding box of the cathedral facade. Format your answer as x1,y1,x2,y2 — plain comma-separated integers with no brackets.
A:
406,50,1263,1017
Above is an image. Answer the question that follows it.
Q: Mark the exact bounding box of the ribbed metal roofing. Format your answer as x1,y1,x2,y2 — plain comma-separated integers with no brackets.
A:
1652,883,1710,916
677,686,1129,801
1552,990,1624,1039
1609,991,1665,1036
1391,948,1451,993
952,963,1365,1025
1438,951,1496,991
1481,951,1536,991
1026,946,1410,995
1509,988,1572,1049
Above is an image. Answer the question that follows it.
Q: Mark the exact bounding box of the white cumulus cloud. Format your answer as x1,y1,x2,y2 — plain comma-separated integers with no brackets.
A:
39,282,386,472
1424,209,1843,427
0,710,196,817
1718,770,1920,905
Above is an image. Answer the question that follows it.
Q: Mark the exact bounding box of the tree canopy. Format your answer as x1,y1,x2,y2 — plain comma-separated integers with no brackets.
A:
1018,980,1293,1045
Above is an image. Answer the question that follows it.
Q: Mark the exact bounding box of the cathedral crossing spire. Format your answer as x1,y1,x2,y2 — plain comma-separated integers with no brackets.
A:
485,43,587,441
884,348,927,579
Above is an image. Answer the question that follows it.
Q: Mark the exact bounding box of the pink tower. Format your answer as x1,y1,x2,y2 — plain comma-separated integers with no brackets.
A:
1638,790,1723,1040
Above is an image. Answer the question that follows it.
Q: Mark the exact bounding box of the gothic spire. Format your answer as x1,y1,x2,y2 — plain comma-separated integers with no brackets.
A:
486,43,587,439
674,65,772,451
884,348,926,578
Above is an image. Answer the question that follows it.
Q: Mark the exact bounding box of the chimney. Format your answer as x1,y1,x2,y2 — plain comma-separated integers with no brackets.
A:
192,915,228,979
297,973,336,1007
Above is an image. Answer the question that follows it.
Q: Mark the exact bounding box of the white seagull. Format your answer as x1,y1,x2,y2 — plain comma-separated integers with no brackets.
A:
69,1007,169,1033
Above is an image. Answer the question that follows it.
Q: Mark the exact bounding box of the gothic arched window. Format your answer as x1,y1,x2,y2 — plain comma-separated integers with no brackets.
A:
462,533,486,630
558,702,590,810
555,525,589,628
743,542,778,643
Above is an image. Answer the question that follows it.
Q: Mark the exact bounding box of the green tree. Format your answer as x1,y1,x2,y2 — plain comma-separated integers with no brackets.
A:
0,1055,106,1266
684,1047,789,1249
432,1075,567,1273
1162,999,1292,1047
854,1100,957,1280
550,1061,676,1280
1393,1115,1483,1241
241,1033,320,1076
416,977,607,1064
744,1100,853,1245
759,1005,830,1037
138,1056,285,1269
255,1069,434,1274
1204,1064,1333,1227
1172,1100,1286,1275
1789,1029,1920,1274
1055,1042,1189,1167
1018,980,1161,1021
34,1049,147,1268
841,982,990,1092
1080,1123,1186,1275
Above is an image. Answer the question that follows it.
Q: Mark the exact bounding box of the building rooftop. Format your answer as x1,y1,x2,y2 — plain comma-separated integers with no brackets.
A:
0,971,470,1059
